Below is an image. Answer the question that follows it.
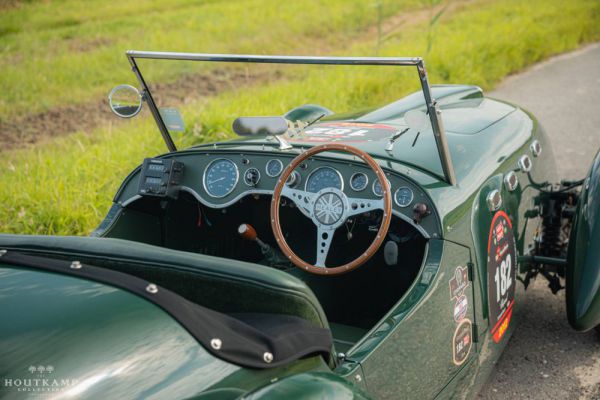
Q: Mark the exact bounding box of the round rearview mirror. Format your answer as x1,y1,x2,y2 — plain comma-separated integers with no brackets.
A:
108,84,142,118
404,109,429,131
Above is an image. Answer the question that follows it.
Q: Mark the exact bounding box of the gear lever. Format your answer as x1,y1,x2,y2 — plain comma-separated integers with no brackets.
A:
238,223,290,268
238,224,270,254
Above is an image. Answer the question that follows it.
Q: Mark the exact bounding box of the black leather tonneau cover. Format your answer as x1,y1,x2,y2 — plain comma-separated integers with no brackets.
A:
0,250,332,369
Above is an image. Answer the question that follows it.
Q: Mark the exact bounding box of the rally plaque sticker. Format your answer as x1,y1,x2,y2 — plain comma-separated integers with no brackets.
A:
487,211,517,343
449,265,471,366
453,319,473,366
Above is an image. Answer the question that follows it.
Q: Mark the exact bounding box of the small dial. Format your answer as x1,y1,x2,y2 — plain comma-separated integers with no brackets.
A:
203,158,239,198
350,172,368,191
372,178,391,197
243,167,261,187
286,170,301,188
305,167,343,193
266,159,283,177
394,187,414,207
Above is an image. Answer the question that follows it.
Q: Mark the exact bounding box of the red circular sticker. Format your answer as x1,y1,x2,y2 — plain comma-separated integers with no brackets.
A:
487,211,517,343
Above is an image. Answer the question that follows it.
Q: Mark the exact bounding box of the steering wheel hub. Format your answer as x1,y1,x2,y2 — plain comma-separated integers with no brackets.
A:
314,191,345,226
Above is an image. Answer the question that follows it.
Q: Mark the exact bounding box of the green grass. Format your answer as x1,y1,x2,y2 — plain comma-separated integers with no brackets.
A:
0,0,424,120
1,0,599,235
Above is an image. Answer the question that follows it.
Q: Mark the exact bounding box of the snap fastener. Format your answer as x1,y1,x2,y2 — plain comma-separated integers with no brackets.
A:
70,261,82,270
263,352,273,363
211,338,222,350
145,284,158,294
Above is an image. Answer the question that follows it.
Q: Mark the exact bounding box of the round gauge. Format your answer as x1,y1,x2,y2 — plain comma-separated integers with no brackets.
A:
203,158,239,198
266,159,283,177
243,167,261,187
286,170,301,188
305,167,343,193
394,187,414,207
372,178,391,197
350,172,368,191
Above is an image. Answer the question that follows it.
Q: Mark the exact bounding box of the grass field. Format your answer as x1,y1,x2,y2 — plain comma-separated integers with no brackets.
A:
1,0,599,235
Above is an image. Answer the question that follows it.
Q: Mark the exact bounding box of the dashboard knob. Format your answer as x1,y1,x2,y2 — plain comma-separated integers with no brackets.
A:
412,203,431,224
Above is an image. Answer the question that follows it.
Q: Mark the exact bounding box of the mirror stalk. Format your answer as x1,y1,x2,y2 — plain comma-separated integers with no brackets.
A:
272,134,293,150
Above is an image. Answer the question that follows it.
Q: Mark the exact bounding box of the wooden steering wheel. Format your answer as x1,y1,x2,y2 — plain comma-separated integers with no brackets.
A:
270,143,393,275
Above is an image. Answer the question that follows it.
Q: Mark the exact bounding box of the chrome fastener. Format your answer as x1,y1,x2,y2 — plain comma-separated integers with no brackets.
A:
504,171,519,192
263,352,274,363
530,140,542,157
145,283,158,294
487,190,502,212
211,338,222,350
70,261,82,270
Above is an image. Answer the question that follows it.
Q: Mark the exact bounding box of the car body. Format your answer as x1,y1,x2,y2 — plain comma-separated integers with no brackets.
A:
0,51,599,399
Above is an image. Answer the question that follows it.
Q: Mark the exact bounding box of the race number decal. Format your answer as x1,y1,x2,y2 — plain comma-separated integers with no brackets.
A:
487,211,517,343
290,122,397,144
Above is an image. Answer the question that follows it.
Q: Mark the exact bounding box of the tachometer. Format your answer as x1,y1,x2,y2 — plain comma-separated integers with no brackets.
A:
350,172,368,191
265,159,283,177
394,187,414,207
305,167,343,193
203,158,239,198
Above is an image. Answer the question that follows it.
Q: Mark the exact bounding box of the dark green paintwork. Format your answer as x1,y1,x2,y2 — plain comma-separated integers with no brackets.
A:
0,265,330,399
567,150,600,331
4,83,595,399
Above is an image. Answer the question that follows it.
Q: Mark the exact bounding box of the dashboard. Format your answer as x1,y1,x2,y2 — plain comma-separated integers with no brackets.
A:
116,151,441,239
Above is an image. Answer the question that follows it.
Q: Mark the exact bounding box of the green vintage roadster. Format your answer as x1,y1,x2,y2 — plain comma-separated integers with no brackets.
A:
1,51,599,399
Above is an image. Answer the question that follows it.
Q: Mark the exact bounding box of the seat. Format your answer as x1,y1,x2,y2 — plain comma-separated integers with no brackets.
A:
0,234,329,329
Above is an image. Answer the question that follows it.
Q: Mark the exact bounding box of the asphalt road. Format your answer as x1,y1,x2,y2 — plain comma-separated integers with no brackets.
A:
478,43,600,399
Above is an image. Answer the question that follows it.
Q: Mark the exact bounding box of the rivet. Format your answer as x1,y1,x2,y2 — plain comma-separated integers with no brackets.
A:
211,338,222,350
0,250,6,257
146,283,158,294
70,261,82,270
263,352,274,363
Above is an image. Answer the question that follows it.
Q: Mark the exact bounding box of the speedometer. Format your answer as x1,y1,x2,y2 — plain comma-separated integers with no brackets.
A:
203,158,239,198
305,167,343,193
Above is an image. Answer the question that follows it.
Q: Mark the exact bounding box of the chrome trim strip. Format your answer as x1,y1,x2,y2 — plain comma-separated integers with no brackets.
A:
119,188,430,238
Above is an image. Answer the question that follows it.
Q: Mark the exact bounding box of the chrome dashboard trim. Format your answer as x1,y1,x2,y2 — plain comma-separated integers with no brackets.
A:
119,187,431,239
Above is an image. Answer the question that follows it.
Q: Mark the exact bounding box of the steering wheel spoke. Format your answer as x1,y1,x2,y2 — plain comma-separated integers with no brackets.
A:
347,197,385,217
315,227,335,268
281,186,315,219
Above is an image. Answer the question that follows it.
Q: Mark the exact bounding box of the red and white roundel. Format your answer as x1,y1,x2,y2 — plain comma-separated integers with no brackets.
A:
487,211,517,343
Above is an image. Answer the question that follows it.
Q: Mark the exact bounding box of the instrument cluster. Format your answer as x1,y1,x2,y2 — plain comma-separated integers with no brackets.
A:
201,156,416,209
